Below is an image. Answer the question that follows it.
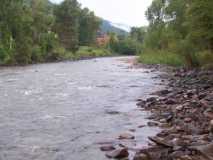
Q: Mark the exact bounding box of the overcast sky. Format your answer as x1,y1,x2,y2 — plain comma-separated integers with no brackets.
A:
50,0,152,27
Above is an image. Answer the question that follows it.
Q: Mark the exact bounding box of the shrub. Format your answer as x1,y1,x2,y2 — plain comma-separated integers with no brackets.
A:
31,45,43,63
76,46,111,58
196,50,213,67
139,49,184,66
110,38,141,55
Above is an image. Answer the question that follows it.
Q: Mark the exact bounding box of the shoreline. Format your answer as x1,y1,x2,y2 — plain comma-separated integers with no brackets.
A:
0,54,125,69
100,60,213,160
134,67,213,160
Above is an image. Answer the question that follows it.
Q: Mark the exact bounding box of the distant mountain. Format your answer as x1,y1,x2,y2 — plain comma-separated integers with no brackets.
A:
110,22,131,32
100,19,130,36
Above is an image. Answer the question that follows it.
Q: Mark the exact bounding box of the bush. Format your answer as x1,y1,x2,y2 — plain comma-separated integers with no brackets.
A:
139,49,184,66
196,50,213,67
47,46,67,61
76,46,111,59
110,38,141,55
40,31,59,61
31,45,43,62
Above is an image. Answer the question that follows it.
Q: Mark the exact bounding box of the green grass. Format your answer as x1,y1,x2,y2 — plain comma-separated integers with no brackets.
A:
53,46,112,61
139,50,185,66
75,46,112,59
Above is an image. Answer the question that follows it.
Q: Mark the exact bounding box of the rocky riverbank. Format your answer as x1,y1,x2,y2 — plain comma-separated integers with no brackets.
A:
100,65,213,160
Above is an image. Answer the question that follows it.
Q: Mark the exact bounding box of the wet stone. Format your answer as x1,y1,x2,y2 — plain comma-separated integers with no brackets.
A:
105,148,129,159
119,133,135,140
176,105,184,111
165,99,176,105
133,153,149,160
138,125,146,128
147,121,159,127
100,145,115,151
184,118,192,123
210,120,213,133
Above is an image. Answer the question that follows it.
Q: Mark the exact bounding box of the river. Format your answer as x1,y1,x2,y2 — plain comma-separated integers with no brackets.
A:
0,57,164,160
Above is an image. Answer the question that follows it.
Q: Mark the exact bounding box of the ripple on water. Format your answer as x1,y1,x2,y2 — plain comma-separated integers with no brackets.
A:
0,57,165,160
77,86,93,90
5,78,19,83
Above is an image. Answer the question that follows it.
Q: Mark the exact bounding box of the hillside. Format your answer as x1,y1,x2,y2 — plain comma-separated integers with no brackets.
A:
100,19,129,36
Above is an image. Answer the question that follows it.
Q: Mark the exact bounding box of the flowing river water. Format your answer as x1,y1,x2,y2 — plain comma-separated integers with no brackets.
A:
0,57,164,160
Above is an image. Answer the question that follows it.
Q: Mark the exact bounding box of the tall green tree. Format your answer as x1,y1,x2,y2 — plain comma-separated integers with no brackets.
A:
130,27,147,43
0,0,33,64
187,0,213,51
79,8,100,46
54,0,80,51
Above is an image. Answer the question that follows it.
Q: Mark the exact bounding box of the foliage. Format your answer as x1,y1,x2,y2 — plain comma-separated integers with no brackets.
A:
75,46,111,59
54,0,80,52
139,50,184,66
108,33,142,55
140,0,213,67
130,27,147,43
0,0,105,65
79,8,100,46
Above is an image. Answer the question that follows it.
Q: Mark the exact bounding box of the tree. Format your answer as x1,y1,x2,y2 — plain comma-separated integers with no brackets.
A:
0,0,33,64
79,8,100,46
187,0,213,51
130,27,147,43
54,0,80,52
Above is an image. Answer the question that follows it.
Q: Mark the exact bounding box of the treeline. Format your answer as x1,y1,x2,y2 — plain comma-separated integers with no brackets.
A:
0,0,101,65
108,31,144,55
139,0,213,67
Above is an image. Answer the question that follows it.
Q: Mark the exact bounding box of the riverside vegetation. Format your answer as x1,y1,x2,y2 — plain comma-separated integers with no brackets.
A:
138,0,213,68
0,0,108,65
1,0,213,67
0,0,142,66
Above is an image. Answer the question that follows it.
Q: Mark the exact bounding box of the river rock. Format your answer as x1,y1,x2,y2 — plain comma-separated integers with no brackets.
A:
165,99,176,105
155,89,171,96
184,118,192,123
105,148,129,159
100,145,115,151
148,137,173,147
129,129,136,132
119,133,135,140
176,105,184,111
105,110,120,115
179,155,193,160
204,108,213,119
147,121,159,127
133,153,149,160
159,119,167,123
138,125,146,128
210,120,213,133
195,143,213,160
146,97,157,103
